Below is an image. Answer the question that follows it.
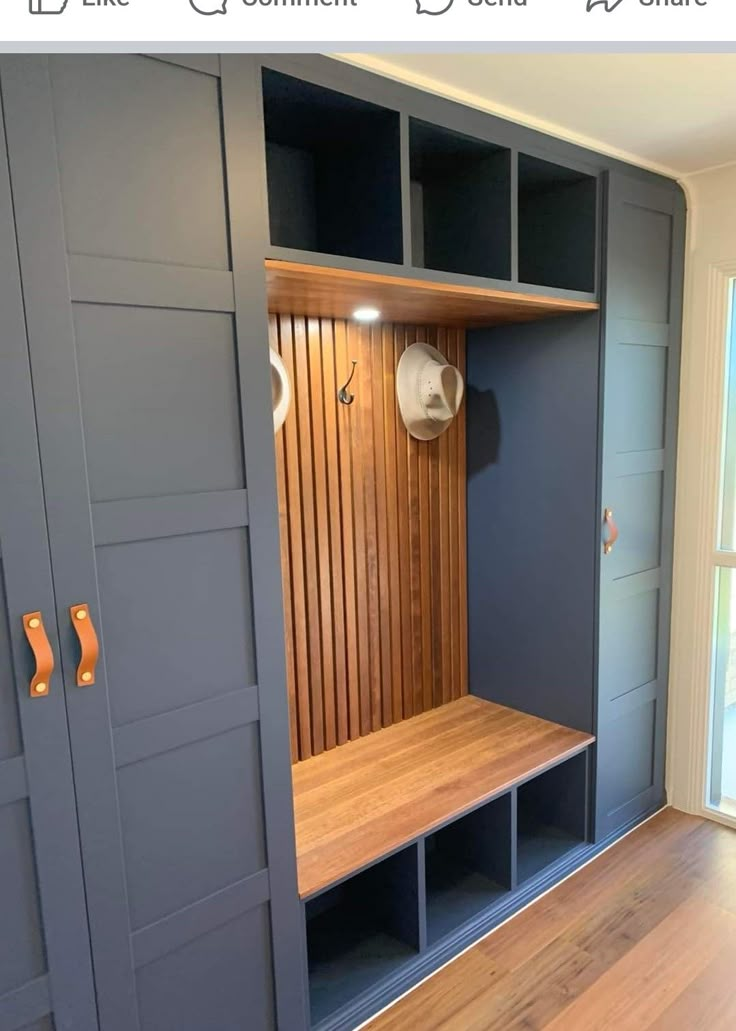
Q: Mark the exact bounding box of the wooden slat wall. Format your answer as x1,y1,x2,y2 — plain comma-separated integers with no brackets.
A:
271,314,467,762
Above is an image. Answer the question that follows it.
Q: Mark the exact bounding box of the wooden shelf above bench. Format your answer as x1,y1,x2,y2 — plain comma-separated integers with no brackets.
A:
293,695,594,899
266,260,599,329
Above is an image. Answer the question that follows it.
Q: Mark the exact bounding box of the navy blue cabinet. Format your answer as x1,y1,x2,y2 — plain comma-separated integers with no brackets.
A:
0,54,306,1031
0,52,684,1031
0,91,98,1031
595,173,685,839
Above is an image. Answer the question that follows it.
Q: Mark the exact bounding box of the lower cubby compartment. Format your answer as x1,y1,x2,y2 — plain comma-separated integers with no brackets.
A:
425,793,513,945
516,751,589,884
305,845,421,1025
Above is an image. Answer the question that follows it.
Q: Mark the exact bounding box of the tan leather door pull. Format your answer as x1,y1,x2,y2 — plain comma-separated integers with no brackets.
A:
602,508,620,556
23,611,55,698
70,604,100,687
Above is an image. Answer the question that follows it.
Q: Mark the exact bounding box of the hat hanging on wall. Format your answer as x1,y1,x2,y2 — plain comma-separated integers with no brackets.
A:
270,348,291,434
396,342,465,441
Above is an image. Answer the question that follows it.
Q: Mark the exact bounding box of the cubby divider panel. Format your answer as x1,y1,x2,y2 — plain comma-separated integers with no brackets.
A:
518,154,597,293
305,845,422,1025
425,793,512,945
262,69,402,264
410,118,511,281
516,751,588,885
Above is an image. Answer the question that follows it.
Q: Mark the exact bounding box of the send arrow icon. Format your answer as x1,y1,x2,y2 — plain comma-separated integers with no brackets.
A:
586,0,625,10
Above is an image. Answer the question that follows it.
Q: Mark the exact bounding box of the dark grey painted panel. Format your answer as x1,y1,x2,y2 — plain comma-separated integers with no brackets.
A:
608,472,663,581
117,723,266,930
49,55,229,270
0,802,45,998
0,572,21,762
0,979,51,1031
97,529,256,727
73,304,245,503
608,202,672,324
19,1018,54,1031
92,491,249,548
131,869,270,969
68,255,235,313
466,313,600,732
613,343,668,455
599,590,659,703
136,907,275,1031
598,702,656,815
114,686,259,769
0,757,28,809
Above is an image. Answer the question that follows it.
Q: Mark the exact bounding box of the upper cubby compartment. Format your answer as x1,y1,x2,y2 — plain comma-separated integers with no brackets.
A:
410,118,512,281
262,69,403,265
518,154,597,293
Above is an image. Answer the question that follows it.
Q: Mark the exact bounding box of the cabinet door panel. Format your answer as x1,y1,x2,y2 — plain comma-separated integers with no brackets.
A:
595,173,685,839
2,54,306,1031
0,90,97,1031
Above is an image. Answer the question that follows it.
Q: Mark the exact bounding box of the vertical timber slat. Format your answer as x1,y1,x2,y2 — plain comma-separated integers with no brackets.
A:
272,316,467,761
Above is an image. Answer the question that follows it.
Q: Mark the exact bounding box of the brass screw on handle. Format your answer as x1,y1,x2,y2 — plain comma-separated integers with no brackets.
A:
28,617,40,629
76,609,87,620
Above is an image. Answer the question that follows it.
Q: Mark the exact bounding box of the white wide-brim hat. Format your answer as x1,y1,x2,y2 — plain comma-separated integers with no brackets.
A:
396,342,464,441
270,348,291,434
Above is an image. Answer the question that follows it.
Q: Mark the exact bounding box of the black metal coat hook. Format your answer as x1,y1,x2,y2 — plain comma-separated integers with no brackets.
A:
338,360,358,406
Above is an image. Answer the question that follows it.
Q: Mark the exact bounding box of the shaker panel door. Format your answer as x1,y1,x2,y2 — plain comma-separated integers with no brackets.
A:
595,172,685,839
0,88,97,1031
2,54,307,1031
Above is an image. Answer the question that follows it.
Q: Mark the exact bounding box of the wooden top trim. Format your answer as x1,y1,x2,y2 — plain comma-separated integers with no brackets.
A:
293,695,594,898
266,260,599,330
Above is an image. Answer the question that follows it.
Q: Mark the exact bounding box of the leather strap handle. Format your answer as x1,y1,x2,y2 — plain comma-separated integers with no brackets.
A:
23,611,54,698
603,508,619,556
70,604,100,687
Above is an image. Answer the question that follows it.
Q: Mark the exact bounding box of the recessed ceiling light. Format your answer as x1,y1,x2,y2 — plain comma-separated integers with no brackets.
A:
352,307,381,323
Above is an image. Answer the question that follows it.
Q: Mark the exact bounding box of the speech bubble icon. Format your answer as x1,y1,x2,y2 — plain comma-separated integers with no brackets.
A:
585,0,625,10
190,0,227,13
416,0,455,14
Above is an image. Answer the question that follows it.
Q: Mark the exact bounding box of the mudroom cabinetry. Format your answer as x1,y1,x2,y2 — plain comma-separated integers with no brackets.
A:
0,52,684,1031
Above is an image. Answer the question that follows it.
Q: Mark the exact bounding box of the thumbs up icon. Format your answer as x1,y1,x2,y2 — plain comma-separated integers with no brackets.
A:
29,0,69,11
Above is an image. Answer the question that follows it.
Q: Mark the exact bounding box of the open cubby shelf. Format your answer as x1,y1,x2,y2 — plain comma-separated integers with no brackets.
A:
410,118,511,281
306,847,421,1026
261,68,601,306
299,706,592,1024
262,69,402,265
517,750,589,884
518,154,598,293
425,793,513,945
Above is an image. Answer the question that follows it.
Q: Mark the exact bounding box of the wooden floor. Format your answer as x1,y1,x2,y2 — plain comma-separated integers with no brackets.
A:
366,808,736,1031
293,696,593,898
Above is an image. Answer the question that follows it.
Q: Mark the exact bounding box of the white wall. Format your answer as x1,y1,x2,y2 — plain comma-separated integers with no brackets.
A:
667,163,736,821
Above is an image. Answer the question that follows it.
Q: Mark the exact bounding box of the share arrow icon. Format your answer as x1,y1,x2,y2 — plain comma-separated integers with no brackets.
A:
586,0,625,11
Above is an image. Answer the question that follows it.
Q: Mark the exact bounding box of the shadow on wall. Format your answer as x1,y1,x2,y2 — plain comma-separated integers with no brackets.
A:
467,386,501,478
